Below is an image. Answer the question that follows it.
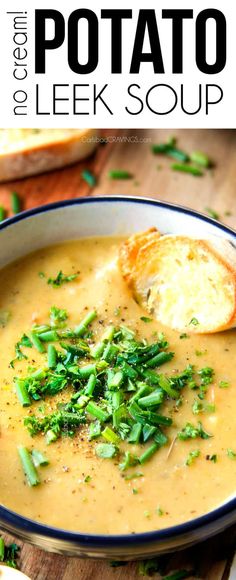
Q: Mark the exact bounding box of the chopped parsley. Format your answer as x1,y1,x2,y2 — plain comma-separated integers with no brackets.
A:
178,421,212,441
50,306,68,327
227,448,236,459
185,449,200,466
10,333,32,367
47,270,78,288
179,333,188,339
219,380,229,389
140,316,153,323
192,399,215,415
156,506,164,516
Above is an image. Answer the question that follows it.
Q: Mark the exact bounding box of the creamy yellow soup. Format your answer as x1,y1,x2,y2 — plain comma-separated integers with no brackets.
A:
0,237,236,534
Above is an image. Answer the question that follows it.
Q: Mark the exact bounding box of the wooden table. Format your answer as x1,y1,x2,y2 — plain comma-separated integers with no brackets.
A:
1,129,236,579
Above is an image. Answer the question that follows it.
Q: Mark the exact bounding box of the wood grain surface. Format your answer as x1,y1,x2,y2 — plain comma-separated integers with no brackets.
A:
0,129,236,580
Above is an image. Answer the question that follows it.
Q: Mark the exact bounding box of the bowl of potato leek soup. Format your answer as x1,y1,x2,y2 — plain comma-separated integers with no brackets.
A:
0,197,236,559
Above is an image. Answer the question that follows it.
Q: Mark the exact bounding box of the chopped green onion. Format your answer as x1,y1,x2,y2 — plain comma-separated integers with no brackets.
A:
205,207,219,220
152,144,189,162
142,424,156,442
81,169,96,187
15,379,31,407
11,191,21,214
89,421,101,440
139,442,159,464
18,446,40,486
0,538,5,561
138,389,164,408
95,443,117,458
145,351,174,368
38,330,59,342
74,310,97,336
84,374,97,396
171,163,203,176
190,150,211,168
30,332,45,353
31,449,49,467
46,429,58,444
47,344,57,369
128,423,142,444
102,426,120,444
162,570,195,580
0,206,6,222
79,364,96,379
86,401,109,422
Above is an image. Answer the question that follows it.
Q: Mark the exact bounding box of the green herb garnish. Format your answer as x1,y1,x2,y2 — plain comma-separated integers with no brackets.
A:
178,421,212,441
47,271,78,288
227,448,236,459
185,449,200,466
205,207,220,220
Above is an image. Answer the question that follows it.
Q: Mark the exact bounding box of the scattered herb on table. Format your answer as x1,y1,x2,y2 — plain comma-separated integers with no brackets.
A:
151,137,213,178
138,558,161,576
205,207,220,220
190,151,211,168
0,206,6,222
171,163,203,177
81,169,96,187
162,571,195,580
11,191,21,214
109,170,133,180
152,142,189,162
0,537,20,568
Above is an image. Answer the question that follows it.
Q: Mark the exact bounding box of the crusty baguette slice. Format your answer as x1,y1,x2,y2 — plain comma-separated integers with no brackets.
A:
119,229,236,333
0,128,98,181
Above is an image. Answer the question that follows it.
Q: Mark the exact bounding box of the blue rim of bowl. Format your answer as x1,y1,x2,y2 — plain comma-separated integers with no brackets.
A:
0,195,236,548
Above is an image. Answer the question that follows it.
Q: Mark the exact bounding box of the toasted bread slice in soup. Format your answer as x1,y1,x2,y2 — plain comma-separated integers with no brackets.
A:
0,128,98,181
119,229,236,333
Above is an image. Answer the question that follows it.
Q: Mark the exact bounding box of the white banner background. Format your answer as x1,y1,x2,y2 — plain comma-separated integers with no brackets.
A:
0,0,235,128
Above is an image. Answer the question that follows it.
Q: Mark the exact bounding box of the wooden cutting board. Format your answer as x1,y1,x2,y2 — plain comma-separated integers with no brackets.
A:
0,129,236,580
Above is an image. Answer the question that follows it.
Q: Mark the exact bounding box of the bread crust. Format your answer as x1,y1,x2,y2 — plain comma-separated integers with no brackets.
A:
0,128,98,181
119,230,236,334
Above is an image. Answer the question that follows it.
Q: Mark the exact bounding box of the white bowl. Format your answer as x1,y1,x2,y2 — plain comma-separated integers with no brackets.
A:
0,196,235,559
